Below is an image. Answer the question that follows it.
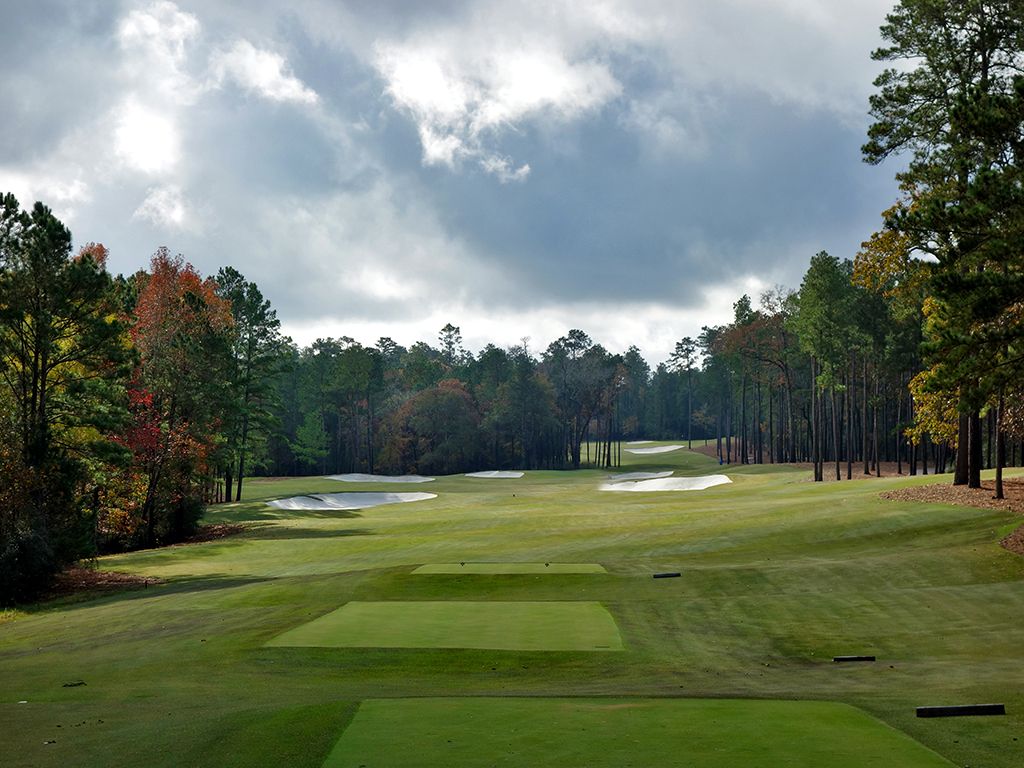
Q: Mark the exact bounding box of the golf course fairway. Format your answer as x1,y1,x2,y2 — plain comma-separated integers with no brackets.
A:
1,444,1022,767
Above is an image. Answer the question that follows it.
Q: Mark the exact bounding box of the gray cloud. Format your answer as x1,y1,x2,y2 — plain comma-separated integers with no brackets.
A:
1,0,902,362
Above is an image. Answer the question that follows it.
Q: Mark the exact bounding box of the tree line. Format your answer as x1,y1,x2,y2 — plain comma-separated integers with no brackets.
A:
0,194,290,602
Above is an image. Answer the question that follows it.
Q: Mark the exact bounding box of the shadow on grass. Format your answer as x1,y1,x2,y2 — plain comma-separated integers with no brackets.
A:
17,572,274,616
244,524,374,541
204,501,368,525
237,508,365,522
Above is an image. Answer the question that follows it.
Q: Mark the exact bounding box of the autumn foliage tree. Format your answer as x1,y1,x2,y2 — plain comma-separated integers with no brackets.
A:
378,379,483,475
122,249,233,547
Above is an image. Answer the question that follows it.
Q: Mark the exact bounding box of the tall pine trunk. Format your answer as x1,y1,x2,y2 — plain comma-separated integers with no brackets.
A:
831,385,840,481
995,393,1005,500
811,358,821,482
873,376,880,478
235,411,249,502
755,380,763,464
862,357,869,475
846,361,853,480
895,374,903,476
687,368,693,449
954,413,969,485
969,411,982,489
740,375,748,464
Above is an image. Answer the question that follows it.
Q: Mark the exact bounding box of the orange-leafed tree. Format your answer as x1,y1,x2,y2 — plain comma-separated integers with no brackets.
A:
125,248,233,546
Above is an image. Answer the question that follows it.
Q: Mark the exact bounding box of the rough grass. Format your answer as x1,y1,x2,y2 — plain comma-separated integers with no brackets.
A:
1,445,1023,767
267,601,624,651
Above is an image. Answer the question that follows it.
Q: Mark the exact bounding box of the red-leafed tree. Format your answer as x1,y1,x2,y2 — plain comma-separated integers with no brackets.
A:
124,248,233,546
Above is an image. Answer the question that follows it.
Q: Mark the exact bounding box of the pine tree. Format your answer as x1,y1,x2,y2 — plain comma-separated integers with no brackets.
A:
0,195,130,601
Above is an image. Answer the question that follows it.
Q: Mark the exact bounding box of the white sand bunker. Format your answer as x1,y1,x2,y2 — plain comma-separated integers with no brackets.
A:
326,473,435,483
625,440,654,445
268,492,437,510
600,475,731,492
465,471,525,479
625,444,684,455
607,471,675,482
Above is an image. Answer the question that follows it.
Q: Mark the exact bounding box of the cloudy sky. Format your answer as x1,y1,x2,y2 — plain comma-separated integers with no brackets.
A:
1,0,901,363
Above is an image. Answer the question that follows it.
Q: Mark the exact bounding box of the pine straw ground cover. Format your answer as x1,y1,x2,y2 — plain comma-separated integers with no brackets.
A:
43,568,163,601
881,479,1024,555
25,525,248,607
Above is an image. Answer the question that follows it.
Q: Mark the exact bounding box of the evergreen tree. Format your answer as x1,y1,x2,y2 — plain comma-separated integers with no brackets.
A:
0,195,130,601
864,0,1024,486
215,267,288,500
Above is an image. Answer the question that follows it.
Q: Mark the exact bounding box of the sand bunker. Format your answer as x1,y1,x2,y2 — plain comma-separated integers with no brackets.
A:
624,444,684,455
607,471,674,482
465,471,524,479
326,473,435,483
600,475,731,492
267,492,437,510
625,440,654,445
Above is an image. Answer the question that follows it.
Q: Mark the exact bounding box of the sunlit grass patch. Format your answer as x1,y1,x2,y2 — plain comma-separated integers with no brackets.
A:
267,601,623,651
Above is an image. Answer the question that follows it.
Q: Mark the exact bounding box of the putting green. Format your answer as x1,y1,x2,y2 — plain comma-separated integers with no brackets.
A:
324,697,954,768
267,601,623,650
413,562,606,574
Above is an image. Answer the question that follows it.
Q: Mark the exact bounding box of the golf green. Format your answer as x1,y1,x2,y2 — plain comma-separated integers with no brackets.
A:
267,601,623,650
324,697,954,767
413,562,606,574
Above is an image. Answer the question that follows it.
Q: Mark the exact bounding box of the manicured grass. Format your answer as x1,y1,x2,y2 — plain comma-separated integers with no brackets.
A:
2,443,1023,767
325,697,954,767
267,601,624,650
413,562,606,574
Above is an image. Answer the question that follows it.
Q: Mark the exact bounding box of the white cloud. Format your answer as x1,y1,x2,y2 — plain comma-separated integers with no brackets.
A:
118,0,199,61
226,177,521,329
637,0,892,122
379,46,471,126
133,185,191,229
365,0,891,178
473,50,620,130
479,155,530,183
375,38,621,178
114,101,180,175
117,0,202,105
210,40,319,105
281,273,769,367
0,169,91,223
